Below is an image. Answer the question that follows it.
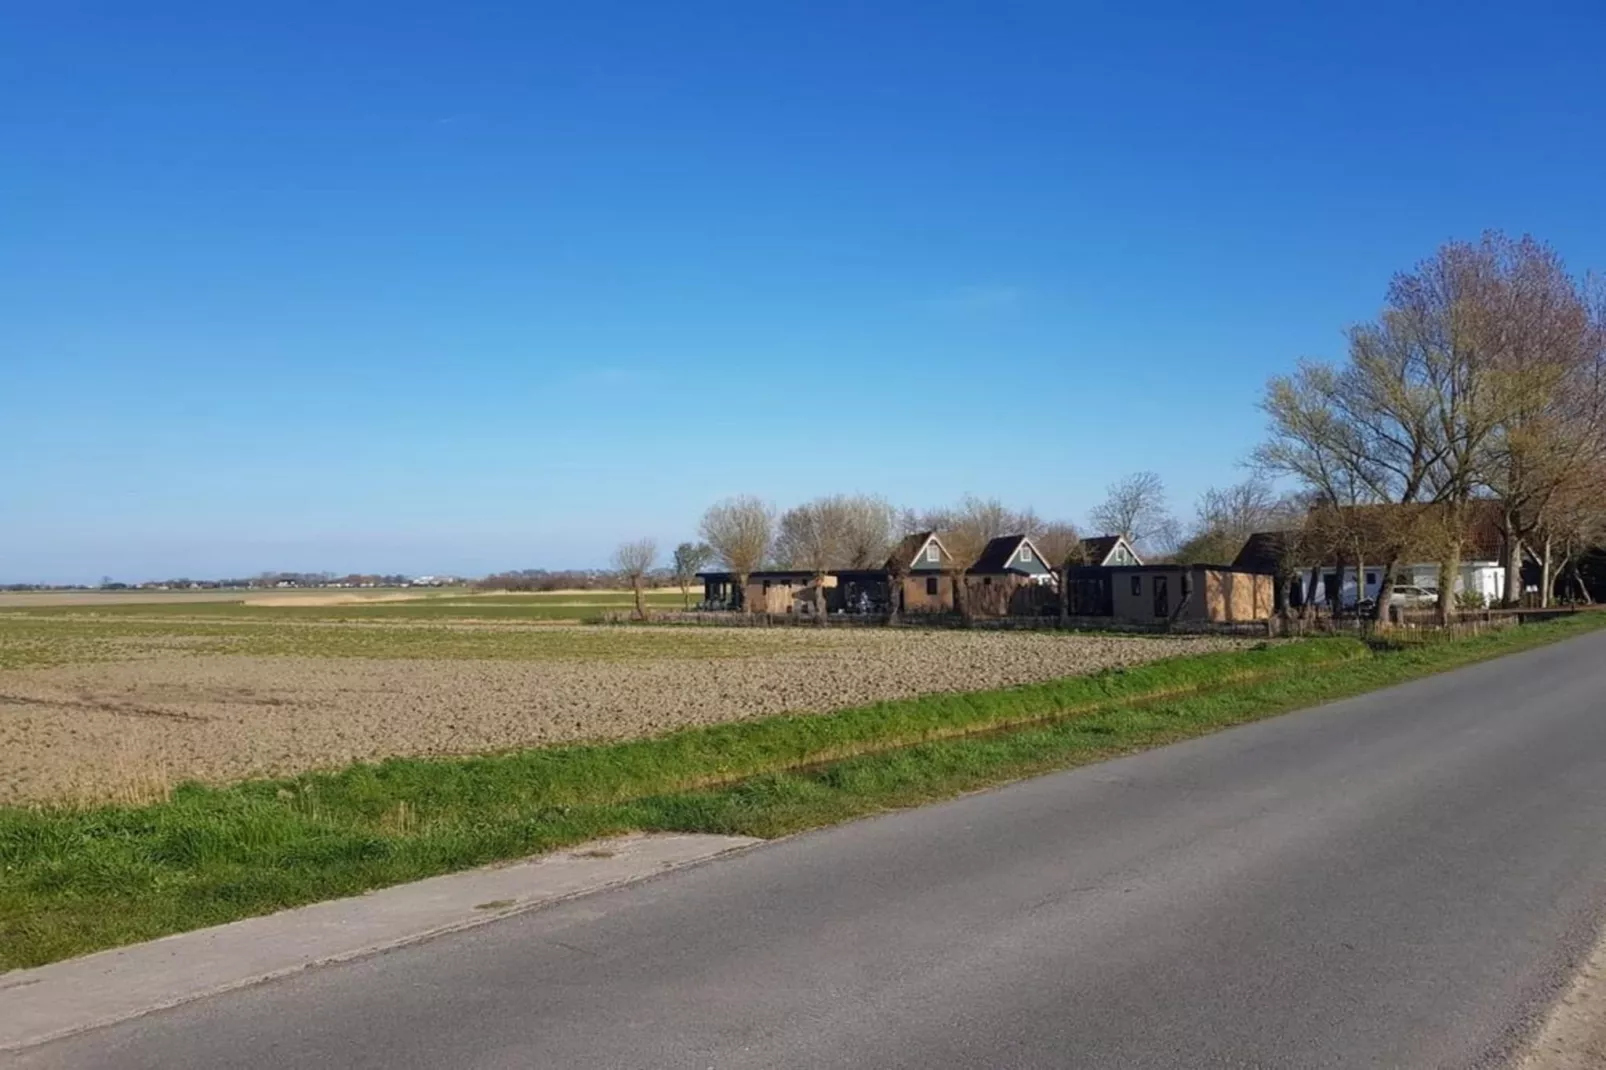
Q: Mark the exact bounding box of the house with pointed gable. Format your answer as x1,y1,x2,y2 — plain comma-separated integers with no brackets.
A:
1078,534,1144,568
965,533,1058,617
878,530,957,614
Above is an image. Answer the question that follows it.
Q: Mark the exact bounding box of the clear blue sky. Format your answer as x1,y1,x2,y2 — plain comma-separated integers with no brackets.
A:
5,2,1604,583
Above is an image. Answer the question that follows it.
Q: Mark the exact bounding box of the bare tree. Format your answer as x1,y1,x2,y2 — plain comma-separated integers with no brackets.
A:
775,496,856,622
1255,288,1461,620
1089,472,1179,555
1540,458,1606,604
1466,237,1606,605
1174,479,1288,565
839,495,899,570
612,538,657,620
1394,238,1537,619
1033,522,1083,573
670,541,712,609
1254,234,1606,621
910,496,1040,624
699,496,775,611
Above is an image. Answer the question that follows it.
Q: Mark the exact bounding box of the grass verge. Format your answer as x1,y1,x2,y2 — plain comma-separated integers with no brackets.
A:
3,614,1604,970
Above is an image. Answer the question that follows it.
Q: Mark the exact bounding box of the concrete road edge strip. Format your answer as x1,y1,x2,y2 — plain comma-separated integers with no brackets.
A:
0,832,761,1054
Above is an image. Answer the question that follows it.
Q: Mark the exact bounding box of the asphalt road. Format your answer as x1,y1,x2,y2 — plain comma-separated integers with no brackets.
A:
18,630,1606,1069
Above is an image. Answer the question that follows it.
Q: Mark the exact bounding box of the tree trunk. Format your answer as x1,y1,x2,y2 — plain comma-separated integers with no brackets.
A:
1502,526,1523,609
633,578,646,621
1436,543,1461,626
1331,553,1346,615
1300,568,1318,621
1569,547,1594,604
952,569,971,626
1371,558,1399,624
1355,548,1366,615
813,570,828,626
1540,536,1553,609
1059,564,1071,627
680,582,691,611
886,571,902,625
735,572,749,612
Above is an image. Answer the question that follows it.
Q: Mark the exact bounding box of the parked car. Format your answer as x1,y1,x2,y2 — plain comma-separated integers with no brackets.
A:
1389,584,1439,607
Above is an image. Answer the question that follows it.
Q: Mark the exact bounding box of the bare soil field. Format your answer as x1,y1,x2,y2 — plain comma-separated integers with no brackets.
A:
0,622,1254,804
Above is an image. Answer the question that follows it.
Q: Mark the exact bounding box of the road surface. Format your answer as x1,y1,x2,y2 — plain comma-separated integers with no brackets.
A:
17,630,1606,1068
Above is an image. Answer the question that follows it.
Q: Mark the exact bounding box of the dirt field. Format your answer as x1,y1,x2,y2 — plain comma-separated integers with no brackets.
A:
0,617,1254,804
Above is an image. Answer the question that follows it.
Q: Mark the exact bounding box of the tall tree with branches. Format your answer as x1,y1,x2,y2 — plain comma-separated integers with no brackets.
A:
1174,479,1289,566
839,495,899,570
1467,236,1606,604
699,495,774,611
670,541,712,609
1254,250,1490,620
612,538,657,620
1089,472,1179,555
775,496,855,623
1256,233,1606,621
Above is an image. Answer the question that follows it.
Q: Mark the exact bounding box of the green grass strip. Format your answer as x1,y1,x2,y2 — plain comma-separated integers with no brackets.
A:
3,614,1604,970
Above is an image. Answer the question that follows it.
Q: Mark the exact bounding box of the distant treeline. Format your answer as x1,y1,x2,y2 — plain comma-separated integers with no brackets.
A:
3,573,423,592
474,569,675,592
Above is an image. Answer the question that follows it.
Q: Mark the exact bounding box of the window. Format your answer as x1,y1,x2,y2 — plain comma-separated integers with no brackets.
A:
925,543,940,563
925,576,938,596
983,576,993,586
1366,572,1378,586
1131,576,1142,596
1019,544,1033,563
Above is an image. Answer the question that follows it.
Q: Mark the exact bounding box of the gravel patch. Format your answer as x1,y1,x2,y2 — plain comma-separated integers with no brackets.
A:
0,627,1254,804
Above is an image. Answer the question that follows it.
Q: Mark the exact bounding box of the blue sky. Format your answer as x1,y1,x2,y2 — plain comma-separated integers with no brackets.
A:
5,2,1604,582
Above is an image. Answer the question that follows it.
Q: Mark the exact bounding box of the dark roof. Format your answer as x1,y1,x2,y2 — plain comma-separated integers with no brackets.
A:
1232,531,1294,573
1068,563,1268,575
1079,535,1121,565
885,531,946,571
1081,534,1149,566
967,534,1031,574
1231,501,1514,571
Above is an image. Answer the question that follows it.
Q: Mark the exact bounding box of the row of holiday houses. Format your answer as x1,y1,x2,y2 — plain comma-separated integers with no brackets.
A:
697,503,1536,625
698,531,1278,625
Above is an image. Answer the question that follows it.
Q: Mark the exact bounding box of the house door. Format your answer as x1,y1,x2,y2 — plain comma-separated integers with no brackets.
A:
1153,575,1169,619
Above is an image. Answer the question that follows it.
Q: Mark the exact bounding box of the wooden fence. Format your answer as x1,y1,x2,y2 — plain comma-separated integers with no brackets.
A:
604,609,1275,637
1270,604,1602,639
608,603,1604,639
